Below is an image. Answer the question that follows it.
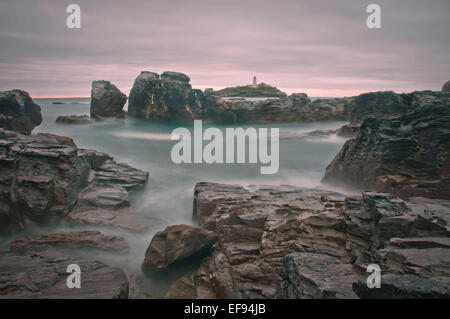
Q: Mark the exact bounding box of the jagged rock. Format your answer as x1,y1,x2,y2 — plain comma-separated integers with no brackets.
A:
0,89,42,134
0,250,129,298
337,123,360,138
284,253,361,299
353,275,450,299
142,224,217,274
0,128,149,235
10,230,129,254
90,80,127,118
442,81,450,92
55,115,91,124
182,182,450,299
323,97,450,200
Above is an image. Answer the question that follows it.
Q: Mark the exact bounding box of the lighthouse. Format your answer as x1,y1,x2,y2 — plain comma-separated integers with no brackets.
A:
253,76,257,88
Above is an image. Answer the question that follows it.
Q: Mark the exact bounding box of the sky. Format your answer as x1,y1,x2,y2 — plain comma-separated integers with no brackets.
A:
0,0,449,98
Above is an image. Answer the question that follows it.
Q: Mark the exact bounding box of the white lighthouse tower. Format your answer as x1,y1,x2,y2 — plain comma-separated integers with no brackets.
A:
253,76,257,88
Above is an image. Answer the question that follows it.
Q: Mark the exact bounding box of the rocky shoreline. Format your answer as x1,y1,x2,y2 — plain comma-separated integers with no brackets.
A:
0,80,449,298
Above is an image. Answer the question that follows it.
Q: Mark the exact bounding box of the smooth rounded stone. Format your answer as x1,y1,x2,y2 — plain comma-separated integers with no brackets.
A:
337,123,360,138
284,253,362,299
353,275,450,299
55,115,90,124
90,80,127,118
0,89,42,134
10,230,129,254
142,224,217,274
323,94,450,200
442,80,450,92
0,251,129,299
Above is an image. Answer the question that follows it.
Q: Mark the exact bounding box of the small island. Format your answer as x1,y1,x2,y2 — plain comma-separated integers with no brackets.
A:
213,77,287,98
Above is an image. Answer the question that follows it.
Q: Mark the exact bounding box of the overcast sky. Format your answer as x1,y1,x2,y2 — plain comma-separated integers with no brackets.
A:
0,0,449,97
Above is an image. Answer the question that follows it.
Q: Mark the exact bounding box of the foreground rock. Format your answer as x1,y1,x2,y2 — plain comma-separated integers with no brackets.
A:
10,230,129,254
142,224,217,274
90,80,127,119
0,128,150,235
180,182,450,299
323,98,450,200
0,250,129,298
0,89,42,134
337,123,360,138
55,115,90,124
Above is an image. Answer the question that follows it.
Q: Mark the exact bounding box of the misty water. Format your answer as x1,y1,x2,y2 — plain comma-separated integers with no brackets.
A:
25,97,351,296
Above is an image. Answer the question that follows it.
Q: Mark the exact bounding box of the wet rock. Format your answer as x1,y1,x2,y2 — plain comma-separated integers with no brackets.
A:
442,80,450,92
353,275,450,299
284,253,361,299
10,230,129,254
184,182,450,299
90,80,127,118
142,224,217,274
323,97,450,200
337,123,360,138
0,250,129,298
0,89,42,134
0,128,149,235
55,115,91,124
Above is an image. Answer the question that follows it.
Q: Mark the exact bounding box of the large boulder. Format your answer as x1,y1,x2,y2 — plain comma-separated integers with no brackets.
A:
0,89,42,134
90,80,127,119
322,95,450,200
142,224,217,274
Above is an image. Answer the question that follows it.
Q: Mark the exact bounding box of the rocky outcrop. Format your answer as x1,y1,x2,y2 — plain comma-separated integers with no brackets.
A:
442,81,450,92
128,71,207,122
90,81,127,119
142,224,217,274
322,98,450,200
10,230,129,254
0,250,129,298
0,89,42,134
55,115,91,124
176,182,450,299
337,123,360,138
0,128,150,235
213,83,287,98
222,95,351,123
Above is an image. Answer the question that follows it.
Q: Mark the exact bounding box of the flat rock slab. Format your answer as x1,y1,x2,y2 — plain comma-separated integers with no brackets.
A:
0,251,129,299
10,230,129,254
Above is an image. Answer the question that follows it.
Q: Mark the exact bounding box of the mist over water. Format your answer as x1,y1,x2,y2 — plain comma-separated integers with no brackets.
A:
27,98,351,294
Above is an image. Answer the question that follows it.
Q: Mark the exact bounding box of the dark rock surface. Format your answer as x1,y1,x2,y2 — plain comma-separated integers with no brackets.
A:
55,115,91,124
0,128,150,235
90,80,127,119
337,123,360,138
322,98,450,200
442,80,450,92
213,83,287,98
10,230,129,254
142,224,217,274
0,89,42,134
0,250,129,298
353,275,450,299
180,182,450,299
